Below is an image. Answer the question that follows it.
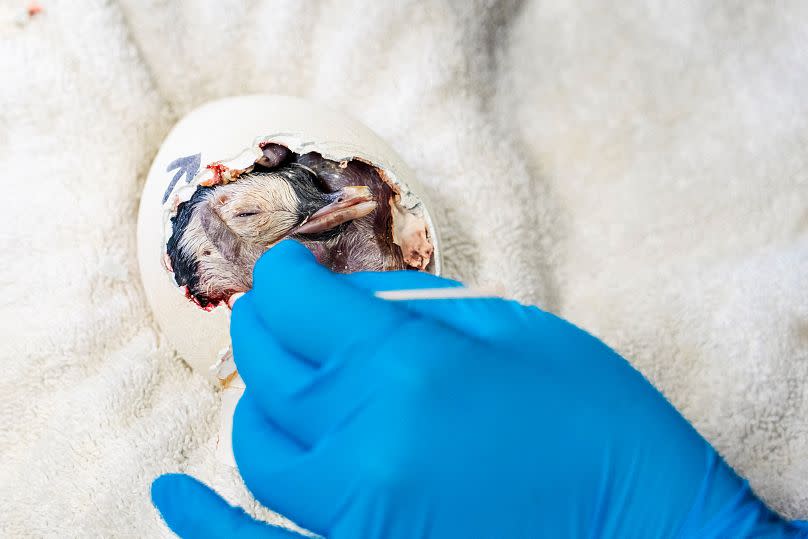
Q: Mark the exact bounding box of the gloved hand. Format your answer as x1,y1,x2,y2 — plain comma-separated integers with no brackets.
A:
152,240,807,538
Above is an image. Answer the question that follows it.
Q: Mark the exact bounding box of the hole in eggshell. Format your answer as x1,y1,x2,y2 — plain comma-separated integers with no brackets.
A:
165,142,434,311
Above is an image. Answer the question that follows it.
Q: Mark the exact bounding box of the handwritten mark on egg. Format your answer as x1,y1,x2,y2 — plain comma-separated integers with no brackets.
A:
162,153,201,203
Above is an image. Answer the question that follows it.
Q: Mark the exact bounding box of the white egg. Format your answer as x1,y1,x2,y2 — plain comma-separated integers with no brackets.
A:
137,95,441,380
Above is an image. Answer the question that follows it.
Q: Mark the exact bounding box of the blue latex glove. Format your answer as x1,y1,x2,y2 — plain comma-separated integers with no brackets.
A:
152,240,807,538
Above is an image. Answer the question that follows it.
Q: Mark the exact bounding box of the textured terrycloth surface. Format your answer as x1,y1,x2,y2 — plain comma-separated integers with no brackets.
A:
1,0,806,535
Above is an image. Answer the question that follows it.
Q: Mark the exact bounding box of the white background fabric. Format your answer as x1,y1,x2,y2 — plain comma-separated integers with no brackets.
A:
1,0,806,535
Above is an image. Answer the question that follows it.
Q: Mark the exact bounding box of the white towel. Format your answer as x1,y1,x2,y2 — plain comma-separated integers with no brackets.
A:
1,1,806,535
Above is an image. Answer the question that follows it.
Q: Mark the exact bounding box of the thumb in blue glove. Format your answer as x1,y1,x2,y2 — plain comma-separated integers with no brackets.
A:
152,474,299,538
152,240,807,538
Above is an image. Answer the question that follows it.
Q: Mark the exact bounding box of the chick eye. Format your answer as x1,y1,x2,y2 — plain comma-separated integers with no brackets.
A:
235,211,259,218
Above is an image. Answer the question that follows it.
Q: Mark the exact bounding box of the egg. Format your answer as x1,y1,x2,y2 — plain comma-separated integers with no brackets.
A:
137,95,441,381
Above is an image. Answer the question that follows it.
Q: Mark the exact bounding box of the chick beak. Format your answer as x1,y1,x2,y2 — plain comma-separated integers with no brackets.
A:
294,186,377,235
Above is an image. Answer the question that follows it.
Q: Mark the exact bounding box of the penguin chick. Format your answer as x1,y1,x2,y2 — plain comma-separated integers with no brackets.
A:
167,161,404,309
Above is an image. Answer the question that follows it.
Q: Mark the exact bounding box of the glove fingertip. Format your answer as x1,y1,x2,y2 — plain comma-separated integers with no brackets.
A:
151,473,184,513
152,473,247,538
151,473,306,539
253,239,318,288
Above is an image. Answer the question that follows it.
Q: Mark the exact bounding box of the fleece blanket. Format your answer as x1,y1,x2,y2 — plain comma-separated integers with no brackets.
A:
1,0,806,535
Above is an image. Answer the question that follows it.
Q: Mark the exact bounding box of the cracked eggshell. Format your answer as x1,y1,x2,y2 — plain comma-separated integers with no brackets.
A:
137,95,441,380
